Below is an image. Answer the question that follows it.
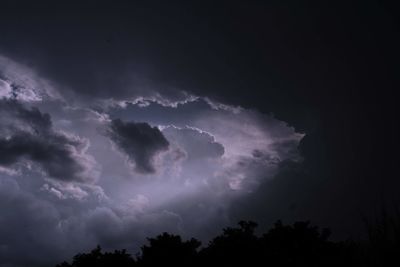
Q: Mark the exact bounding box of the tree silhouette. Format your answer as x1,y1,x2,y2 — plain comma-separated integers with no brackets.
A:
363,205,400,266
259,220,341,266
55,218,400,267
55,246,136,267
137,232,201,267
199,220,259,266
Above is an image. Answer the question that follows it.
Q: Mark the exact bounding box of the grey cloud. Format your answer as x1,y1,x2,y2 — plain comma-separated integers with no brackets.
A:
0,177,66,267
107,119,169,174
163,126,224,160
0,174,184,267
0,56,60,102
0,100,52,135
0,100,96,182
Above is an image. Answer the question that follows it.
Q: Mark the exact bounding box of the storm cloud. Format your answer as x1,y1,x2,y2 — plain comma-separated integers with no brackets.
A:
0,100,96,183
0,2,398,267
107,119,169,174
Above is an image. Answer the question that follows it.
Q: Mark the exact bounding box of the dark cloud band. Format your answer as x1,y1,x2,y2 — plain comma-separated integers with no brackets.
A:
0,100,95,182
107,119,169,174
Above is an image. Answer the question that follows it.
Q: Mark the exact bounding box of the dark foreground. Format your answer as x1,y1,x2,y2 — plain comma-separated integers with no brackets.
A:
56,217,400,267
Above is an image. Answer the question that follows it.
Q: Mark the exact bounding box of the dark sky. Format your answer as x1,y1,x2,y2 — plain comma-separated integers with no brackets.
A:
0,1,399,266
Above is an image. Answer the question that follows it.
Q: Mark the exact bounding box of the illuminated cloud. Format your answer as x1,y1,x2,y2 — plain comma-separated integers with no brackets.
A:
0,56,303,267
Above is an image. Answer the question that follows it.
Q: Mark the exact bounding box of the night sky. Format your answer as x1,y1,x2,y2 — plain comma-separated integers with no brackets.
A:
0,1,399,266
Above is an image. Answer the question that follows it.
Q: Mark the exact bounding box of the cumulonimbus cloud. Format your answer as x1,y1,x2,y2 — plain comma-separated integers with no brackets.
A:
107,119,169,174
